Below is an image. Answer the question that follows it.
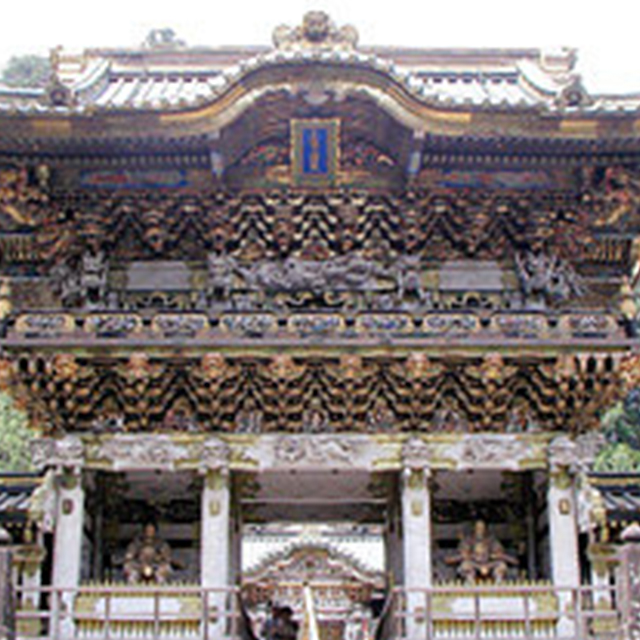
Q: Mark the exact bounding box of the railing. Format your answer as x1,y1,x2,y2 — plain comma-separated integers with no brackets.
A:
13,585,246,640
389,584,622,640
11,583,626,640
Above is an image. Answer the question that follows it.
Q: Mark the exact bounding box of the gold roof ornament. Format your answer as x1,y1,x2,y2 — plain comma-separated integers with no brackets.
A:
272,11,358,51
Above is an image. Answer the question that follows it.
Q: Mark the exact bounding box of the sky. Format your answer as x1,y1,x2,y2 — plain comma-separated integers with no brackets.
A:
0,0,638,94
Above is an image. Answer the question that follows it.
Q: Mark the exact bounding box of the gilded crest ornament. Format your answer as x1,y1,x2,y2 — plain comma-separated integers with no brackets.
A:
272,11,358,51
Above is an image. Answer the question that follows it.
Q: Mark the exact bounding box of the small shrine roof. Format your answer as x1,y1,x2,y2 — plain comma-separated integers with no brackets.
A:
0,13,638,118
590,473,640,525
0,474,39,523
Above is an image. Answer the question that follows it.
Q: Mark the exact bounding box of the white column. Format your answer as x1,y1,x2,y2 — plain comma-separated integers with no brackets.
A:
401,467,432,639
201,468,231,636
51,470,84,637
548,467,580,635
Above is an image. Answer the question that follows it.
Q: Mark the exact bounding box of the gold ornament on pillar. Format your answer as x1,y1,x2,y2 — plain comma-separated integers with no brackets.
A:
619,276,638,322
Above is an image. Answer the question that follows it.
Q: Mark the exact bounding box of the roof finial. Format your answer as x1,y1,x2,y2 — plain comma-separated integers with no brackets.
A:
273,11,358,51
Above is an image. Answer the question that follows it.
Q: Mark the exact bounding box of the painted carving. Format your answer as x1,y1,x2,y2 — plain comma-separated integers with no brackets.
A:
269,354,306,381
404,353,443,379
204,251,431,311
274,436,355,467
15,354,619,435
90,435,228,470
515,252,584,305
207,253,237,302
273,11,358,51
0,165,46,227
52,249,108,309
466,354,517,385
441,435,538,470
198,353,229,381
86,314,140,338
341,140,395,169
445,520,518,584
338,355,363,380
595,165,640,228
0,357,13,391
236,410,263,433
618,353,640,391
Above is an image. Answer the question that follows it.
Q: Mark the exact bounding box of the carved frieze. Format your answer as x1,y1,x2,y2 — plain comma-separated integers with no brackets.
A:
426,435,548,471
85,435,229,471
274,436,358,468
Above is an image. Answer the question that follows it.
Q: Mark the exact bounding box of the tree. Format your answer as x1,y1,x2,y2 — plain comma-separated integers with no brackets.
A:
595,388,640,472
0,392,32,472
1,55,52,89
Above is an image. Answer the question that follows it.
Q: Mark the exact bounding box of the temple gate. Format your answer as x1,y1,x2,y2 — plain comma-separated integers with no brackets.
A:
0,10,639,640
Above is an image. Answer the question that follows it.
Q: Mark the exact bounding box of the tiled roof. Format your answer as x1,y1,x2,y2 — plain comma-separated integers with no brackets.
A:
1,38,638,117
0,475,39,522
590,474,640,523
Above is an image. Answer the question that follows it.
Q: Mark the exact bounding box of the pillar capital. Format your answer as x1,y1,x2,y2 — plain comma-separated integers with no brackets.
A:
31,435,85,474
402,437,432,472
548,435,579,475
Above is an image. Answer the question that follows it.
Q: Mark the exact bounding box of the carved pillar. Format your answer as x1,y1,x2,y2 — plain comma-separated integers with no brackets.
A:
51,469,85,636
548,437,580,635
401,463,433,639
201,467,232,634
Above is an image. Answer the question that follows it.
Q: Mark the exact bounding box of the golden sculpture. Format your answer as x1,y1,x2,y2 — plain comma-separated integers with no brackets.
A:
446,520,518,584
123,523,173,585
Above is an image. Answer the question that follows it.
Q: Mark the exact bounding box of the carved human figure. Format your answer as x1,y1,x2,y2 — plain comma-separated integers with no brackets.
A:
123,523,173,584
445,520,517,583
207,253,237,301
392,255,428,306
515,251,583,304
80,249,108,307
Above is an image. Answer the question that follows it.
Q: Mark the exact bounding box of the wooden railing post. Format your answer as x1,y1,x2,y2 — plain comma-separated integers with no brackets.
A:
0,531,14,640
618,524,640,640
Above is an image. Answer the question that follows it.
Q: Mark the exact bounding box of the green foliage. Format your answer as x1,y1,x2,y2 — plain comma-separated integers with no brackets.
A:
1,55,52,88
593,443,640,472
596,389,640,471
0,392,33,472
